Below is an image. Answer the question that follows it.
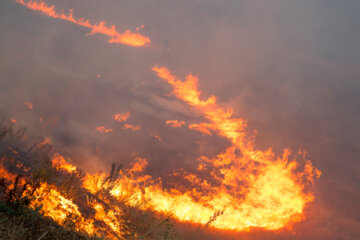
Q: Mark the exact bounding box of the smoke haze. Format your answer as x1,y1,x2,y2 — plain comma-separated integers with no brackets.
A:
1,0,359,239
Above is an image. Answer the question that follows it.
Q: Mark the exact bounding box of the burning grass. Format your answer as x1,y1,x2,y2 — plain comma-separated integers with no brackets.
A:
0,63,321,238
0,120,175,240
15,0,150,47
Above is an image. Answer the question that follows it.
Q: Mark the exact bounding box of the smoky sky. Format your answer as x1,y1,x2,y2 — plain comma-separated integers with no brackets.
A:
0,0,360,239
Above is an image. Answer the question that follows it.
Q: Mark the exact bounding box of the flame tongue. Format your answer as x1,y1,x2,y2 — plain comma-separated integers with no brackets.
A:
15,0,150,47
150,66,320,230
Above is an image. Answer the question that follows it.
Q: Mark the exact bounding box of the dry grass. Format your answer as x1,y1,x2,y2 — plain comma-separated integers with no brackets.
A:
0,119,175,240
0,211,100,240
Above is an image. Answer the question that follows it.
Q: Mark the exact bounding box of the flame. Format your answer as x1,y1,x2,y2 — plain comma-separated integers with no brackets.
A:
147,66,321,230
114,112,130,123
0,157,128,237
166,120,186,128
188,122,213,135
0,161,17,183
51,153,77,174
1,70,320,235
15,0,150,47
114,112,140,131
11,118,17,124
123,123,140,131
95,126,113,133
0,162,92,234
30,183,95,234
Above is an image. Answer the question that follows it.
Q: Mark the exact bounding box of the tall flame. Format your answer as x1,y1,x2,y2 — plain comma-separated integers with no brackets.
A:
15,0,150,47
148,66,321,230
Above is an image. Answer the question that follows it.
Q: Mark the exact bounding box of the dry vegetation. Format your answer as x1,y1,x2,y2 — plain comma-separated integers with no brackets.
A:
0,120,175,240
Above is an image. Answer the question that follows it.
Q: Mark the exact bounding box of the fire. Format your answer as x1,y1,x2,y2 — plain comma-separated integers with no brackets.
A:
15,0,150,47
51,153,77,174
30,183,95,233
77,66,321,232
114,112,130,123
95,126,113,133
0,162,94,235
0,66,321,236
0,161,17,183
166,120,186,128
114,112,141,131
188,122,213,135
148,66,321,230
123,124,140,131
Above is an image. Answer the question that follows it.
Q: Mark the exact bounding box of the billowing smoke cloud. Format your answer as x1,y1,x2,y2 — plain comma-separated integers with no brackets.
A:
0,0,359,239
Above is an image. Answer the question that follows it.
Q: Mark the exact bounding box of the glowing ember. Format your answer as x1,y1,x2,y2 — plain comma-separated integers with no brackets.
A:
114,112,130,123
15,0,150,47
166,120,186,128
123,123,140,131
95,126,113,133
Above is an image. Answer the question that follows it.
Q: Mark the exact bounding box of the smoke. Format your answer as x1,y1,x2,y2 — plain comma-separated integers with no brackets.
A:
0,0,360,239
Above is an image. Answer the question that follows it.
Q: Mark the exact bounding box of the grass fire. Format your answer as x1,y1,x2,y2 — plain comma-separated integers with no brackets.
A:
0,67,320,238
2,0,358,239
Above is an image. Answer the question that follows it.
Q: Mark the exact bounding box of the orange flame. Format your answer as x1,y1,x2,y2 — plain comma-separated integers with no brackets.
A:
188,122,214,135
114,112,130,123
166,120,186,128
15,0,150,47
0,162,92,233
30,182,95,234
95,126,113,133
51,153,77,174
123,124,140,131
75,66,322,232
148,66,321,230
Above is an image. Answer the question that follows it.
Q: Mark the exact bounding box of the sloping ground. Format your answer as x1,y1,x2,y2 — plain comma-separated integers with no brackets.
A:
0,209,99,240
0,120,175,240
